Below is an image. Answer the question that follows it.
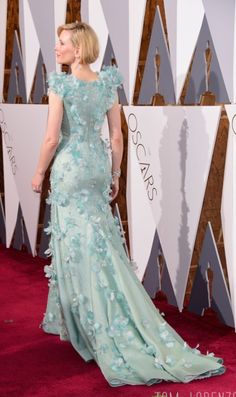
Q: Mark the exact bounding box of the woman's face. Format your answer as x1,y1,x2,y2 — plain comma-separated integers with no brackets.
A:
55,30,80,65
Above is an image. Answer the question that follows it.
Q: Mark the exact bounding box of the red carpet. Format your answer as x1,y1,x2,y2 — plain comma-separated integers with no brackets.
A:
0,245,235,397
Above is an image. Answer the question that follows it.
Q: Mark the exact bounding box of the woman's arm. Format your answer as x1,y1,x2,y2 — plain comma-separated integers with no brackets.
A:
31,92,63,193
107,96,123,201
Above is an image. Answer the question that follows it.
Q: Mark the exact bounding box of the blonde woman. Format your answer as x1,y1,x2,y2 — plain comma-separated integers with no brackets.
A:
32,22,225,387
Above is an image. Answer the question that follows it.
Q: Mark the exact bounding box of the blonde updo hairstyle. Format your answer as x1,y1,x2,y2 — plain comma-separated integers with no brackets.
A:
57,21,99,64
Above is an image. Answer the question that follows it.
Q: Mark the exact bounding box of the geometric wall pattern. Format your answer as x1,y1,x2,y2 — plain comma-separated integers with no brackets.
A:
0,0,235,326
222,105,236,327
184,15,229,104
202,0,236,103
7,31,27,103
188,222,234,328
0,0,7,102
81,0,109,72
164,0,204,103
138,6,175,104
19,0,67,100
100,0,146,104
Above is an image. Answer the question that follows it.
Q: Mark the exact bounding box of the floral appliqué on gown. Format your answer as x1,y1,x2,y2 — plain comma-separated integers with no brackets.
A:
41,65,225,387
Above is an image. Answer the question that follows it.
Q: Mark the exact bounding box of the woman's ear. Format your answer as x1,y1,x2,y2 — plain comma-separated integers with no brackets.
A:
74,46,80,58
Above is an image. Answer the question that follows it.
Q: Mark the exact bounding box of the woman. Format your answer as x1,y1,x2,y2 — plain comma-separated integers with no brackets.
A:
31,21,225,387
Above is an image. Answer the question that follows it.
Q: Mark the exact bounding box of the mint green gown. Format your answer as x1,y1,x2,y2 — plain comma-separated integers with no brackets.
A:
41,65,225,387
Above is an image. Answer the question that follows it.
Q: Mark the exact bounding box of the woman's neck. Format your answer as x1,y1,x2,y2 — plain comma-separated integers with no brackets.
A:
71,62,91,75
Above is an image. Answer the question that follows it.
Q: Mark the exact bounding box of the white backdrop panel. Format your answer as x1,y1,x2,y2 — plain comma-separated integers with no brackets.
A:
124,106,221,310
164,0,204,103
222,105,236,323
203,0,236,103
1,108,20,247
1,105,48,254
0,0,7,102
125,115,157,280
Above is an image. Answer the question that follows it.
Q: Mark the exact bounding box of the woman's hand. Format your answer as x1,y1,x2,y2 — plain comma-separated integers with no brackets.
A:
110,177,119,201
31,171,44,193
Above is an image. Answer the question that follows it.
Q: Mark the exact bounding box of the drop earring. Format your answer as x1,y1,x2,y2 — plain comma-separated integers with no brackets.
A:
76,56,81,70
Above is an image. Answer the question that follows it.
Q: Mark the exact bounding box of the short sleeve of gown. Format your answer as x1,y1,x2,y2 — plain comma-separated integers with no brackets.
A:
47,71,65,99
102,65,123,111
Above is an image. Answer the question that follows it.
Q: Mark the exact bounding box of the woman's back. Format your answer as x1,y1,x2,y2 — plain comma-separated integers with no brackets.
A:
47,66,123,207
48,66,122,143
